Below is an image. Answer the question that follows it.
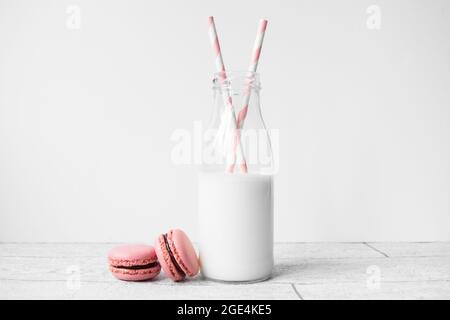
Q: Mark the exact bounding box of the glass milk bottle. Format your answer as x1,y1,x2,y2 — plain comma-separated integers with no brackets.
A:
198,71,274,282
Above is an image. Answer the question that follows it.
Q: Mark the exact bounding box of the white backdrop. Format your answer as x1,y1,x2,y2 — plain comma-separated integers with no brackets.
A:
1,0,449,242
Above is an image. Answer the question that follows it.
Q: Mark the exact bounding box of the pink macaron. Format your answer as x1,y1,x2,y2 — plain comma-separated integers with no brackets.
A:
108,244,161,281
155,229,199,282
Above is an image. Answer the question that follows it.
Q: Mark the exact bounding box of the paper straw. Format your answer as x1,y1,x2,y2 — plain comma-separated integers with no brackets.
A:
227,19,268,172
236,19,268,130
207,16,248,173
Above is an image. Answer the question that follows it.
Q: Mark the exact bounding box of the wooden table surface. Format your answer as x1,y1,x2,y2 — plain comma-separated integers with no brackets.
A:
1,242,449,299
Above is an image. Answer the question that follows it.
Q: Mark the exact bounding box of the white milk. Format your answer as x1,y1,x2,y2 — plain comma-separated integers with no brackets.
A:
198,172,273,282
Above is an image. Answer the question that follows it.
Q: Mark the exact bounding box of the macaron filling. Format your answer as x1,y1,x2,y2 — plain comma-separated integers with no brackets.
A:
113,262,159,270
163,233,186,277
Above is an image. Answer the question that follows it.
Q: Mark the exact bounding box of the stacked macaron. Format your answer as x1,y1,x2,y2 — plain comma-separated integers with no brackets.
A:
108,229,199,282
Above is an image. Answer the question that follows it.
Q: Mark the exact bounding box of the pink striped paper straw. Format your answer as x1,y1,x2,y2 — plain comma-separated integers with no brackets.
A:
236,19,268,130
207,16,248,173
228,19,268,172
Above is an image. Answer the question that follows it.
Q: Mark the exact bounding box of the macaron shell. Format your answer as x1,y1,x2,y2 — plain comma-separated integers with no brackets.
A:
167,229,199,277
110,264,161,281
108,244,160,281
108,244,158,267
155,234,185,282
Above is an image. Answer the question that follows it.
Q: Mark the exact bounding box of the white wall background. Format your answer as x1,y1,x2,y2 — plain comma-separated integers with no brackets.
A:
1,0,449,242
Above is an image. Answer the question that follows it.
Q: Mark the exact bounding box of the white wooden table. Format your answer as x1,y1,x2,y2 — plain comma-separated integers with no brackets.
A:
1,242,449,299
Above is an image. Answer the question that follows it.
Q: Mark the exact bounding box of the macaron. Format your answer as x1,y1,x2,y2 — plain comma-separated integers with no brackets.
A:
108,244,161,281
155,229,199,282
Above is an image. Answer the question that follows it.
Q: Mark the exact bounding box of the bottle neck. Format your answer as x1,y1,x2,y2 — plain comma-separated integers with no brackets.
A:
205,71,273,174
212,71,261,92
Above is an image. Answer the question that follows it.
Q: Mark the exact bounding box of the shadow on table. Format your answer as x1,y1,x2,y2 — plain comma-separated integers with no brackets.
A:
271,260,345,282
271,262,306,280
